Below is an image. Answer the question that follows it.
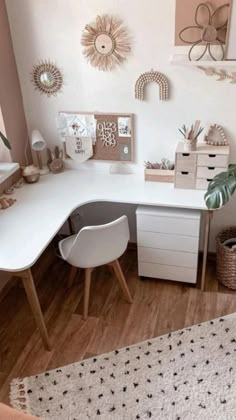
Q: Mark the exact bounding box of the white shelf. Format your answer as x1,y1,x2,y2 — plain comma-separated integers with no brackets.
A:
0,162,20,184
170,54,236,68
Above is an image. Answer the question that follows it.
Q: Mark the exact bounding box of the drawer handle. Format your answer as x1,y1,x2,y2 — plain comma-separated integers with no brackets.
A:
207,178,213,182
208,154,216,158
182,153,190,157
208,167,215,170
181,171,189,175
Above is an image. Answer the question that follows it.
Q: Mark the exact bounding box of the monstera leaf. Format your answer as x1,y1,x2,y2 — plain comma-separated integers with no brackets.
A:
204,165,236,209
0,130,11,150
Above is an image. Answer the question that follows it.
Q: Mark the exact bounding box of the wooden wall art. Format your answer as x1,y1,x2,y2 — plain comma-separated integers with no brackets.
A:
177,1,231,60
135,70,169,101
59,112,134,162
31,60,63,97
81,15,131,71
175,0,232,44
198,65,236,83
204,124,229,145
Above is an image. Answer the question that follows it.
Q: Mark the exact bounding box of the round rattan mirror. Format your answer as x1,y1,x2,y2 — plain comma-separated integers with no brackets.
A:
31,60,63,97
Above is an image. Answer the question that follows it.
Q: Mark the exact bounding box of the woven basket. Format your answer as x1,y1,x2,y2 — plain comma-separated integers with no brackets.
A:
216,228,236,290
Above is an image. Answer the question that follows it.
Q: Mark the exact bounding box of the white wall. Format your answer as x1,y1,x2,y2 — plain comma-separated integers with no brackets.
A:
6,0,236,251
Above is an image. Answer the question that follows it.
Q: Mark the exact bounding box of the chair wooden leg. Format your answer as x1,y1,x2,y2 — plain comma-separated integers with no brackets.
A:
83,268,93,320
18,269,51,351
110,259,133,303
67,266,78,288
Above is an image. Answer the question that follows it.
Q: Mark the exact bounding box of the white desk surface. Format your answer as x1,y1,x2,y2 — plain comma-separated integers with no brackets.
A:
0,169,207,272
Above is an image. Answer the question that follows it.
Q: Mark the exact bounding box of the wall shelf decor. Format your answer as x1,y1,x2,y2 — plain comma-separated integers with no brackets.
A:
81,15,131,71
59,112,134,162
179,2,231,61
31,60,63,97
135,70,169,101
198,65,236,82
170,54,236,83
175,0,232,61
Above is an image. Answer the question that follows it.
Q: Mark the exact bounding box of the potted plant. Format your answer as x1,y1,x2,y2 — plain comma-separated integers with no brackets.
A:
204,164,236,209
0,130,11,150
178,121,204,151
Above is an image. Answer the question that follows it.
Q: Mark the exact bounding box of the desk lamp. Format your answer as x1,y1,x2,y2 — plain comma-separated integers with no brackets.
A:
31,129,49,175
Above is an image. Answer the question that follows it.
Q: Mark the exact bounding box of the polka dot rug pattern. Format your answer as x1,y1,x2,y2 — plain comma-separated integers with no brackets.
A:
10,313,236,419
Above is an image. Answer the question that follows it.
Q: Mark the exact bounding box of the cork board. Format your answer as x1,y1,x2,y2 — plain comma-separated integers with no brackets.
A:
60,112,134,162
175,0,232,46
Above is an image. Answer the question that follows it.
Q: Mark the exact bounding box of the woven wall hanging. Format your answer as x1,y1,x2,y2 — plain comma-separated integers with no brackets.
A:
31,60,63,97
81,15,131,71
179,2,230,61
135,70,169,101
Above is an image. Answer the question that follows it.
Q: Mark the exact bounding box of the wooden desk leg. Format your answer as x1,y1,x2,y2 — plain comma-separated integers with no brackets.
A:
201,210,213,292
18,269,51,351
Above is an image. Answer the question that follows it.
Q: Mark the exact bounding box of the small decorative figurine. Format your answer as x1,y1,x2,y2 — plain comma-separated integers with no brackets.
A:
47,146,64,173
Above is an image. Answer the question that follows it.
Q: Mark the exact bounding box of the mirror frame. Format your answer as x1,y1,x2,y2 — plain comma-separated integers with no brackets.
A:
31,60,63,97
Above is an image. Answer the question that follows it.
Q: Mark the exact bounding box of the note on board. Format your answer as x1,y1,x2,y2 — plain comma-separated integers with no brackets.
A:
65,136,93,162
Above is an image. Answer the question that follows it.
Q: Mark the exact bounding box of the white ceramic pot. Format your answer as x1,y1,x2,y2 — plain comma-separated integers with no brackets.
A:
183,139,197,152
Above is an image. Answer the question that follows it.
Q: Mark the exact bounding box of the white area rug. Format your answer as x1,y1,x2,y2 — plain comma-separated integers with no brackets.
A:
10,313,236,419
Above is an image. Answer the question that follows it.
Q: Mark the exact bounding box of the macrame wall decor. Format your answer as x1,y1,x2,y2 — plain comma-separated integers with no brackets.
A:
81,15,131,71
204,124,229,146
179,2,231,61
135,70,169,101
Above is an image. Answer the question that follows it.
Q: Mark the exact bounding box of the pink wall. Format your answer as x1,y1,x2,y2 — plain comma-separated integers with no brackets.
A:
0,0,31,165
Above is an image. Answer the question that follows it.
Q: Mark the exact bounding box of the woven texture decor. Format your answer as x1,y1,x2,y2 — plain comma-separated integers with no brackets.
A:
216,228,236,289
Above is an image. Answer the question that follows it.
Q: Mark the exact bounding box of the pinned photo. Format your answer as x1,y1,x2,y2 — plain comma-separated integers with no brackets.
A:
118,117,131,137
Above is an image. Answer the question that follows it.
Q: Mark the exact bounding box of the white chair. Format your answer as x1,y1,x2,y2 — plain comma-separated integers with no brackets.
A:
59,215,133,320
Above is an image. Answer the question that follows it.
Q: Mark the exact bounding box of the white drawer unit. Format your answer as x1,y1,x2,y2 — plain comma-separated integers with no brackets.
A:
136,206,201,284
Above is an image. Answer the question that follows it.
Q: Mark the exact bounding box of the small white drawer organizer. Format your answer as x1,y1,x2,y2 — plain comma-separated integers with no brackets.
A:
136,206,201,284
175,142,230,190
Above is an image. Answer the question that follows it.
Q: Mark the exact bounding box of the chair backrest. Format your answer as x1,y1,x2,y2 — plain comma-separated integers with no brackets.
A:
66,215,130,268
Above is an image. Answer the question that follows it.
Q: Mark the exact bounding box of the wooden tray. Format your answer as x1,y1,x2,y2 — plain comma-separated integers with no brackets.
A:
144,169,175,183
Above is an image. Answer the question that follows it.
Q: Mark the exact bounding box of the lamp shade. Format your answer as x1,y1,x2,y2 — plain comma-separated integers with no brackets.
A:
31,130,46,151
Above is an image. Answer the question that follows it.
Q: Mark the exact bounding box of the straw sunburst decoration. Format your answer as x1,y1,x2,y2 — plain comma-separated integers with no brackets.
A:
81,15,131,71
31,60,63,97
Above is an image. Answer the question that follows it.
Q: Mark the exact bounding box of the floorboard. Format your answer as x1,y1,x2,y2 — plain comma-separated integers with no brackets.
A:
1,243,236,404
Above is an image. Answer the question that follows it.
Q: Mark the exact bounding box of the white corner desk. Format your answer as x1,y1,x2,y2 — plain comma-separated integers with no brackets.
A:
0,169,212,350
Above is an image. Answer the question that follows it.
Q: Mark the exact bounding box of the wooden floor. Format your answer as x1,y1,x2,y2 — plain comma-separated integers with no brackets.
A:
1,241,236,404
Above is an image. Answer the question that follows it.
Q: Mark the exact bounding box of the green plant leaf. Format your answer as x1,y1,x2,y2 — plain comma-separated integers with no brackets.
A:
204,167,236,209
178,128,185,137
0,130,11,150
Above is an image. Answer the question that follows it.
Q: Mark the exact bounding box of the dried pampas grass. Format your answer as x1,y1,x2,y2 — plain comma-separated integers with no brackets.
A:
81,15,131,71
